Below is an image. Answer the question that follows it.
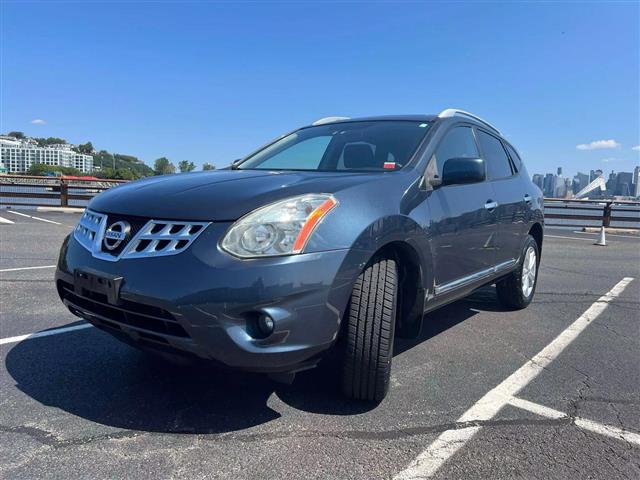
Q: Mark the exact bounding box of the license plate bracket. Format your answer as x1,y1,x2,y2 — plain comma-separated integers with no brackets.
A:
74,268,123,305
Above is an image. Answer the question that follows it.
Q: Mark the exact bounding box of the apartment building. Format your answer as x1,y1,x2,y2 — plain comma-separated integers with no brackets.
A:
0,136,93,173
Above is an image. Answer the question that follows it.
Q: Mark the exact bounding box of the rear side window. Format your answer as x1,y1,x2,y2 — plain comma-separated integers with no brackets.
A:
433,126,478,174
505,144,521,172
477,130,513,179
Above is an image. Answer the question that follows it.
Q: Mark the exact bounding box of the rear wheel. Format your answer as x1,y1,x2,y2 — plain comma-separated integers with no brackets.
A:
496,235,539,309
341,258,397,402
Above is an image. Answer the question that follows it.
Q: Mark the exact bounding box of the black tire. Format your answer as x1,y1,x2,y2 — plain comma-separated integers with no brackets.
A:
341,257,397,402
496,235,540,310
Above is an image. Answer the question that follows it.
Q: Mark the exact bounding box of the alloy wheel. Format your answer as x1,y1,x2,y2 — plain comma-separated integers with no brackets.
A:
521,246,537,298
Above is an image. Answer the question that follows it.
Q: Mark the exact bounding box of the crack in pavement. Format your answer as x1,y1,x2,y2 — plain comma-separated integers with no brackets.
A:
535,290,601,297
0,417,573,449
579,397,639,406
589,321,637,340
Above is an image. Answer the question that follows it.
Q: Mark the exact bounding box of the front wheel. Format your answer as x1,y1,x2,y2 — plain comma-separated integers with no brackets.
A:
496,235,540,309
341,258,397,402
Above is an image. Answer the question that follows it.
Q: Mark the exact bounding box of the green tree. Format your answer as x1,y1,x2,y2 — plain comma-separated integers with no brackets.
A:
202,162,215,171
7,131,25,139
93,150,113,171
27,164,52,176
178,160,196,173
34,137,66,147
154,157,176,175
27,164,81,176
114,168,135,180
93,151,153,177
74,141,94,154
95,167,115,179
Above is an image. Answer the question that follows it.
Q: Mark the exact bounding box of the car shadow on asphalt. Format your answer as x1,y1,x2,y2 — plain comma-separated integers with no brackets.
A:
5,287,505,435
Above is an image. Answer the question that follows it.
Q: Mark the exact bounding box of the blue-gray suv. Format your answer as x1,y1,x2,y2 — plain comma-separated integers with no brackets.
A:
56,109,544,402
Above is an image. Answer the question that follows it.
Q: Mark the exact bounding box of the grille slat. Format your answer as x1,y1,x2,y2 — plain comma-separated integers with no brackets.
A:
58,281,189,338
75,210,106,251
122,220,209,259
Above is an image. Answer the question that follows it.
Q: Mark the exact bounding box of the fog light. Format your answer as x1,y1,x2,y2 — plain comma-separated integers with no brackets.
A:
257,314,275,336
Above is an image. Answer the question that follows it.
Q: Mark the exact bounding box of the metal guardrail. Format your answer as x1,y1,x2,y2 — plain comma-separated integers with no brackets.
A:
0,175,128,208
544,198,640,230
2,177,639,231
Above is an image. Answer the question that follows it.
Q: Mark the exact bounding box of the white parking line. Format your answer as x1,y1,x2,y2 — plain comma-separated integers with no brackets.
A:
0,323,93,345
393,276,635,480
0,265,56,273
507,396,565,419
572,230,640,240
0,216,15,224
508,397,640,446
575,416,640,446
545,234,592,241
7,210,62,225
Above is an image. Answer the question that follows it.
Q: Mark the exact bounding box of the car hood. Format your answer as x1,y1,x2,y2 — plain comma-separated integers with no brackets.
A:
89,169,389,221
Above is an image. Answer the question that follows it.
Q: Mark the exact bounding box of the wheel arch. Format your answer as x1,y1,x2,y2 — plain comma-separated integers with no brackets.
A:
333,215,433,340
528,222,543,255
375,241,426,338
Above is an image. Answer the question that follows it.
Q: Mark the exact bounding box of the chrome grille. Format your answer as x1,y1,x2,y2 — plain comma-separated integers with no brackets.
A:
73,209,209,261
75,210,107,251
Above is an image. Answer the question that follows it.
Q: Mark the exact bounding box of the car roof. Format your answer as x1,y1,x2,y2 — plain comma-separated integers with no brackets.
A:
307,112,503,137
306,115,437,126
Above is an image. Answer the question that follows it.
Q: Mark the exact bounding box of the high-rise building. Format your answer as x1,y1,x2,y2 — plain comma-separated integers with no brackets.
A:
553,168,565,197
616,172,633,196
589,169,603,182
532,174,544,190
606,171,617,194
633,166,640,197
563,178,573,198
0,136,93,173
543,173,555,197
573,172,589,194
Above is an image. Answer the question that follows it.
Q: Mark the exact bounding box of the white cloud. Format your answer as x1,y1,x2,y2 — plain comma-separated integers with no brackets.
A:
30,119,46,125
601,157,618,163
576,139,621,150
632,145,640,151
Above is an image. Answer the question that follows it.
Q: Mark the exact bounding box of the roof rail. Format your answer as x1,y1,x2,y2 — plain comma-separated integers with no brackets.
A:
437,109,501,135
311,116,350,126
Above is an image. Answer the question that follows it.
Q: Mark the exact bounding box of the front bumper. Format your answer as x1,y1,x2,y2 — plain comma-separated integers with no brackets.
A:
56,222,358,373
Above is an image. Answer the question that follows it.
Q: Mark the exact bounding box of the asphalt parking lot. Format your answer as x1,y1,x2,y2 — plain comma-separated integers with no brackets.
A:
1,210,639,479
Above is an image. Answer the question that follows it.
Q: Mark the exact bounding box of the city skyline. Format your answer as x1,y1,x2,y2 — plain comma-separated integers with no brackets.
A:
531,165,640,199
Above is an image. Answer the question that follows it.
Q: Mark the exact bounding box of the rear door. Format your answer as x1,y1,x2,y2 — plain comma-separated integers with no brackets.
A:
476,129,525,269
427,126,499,291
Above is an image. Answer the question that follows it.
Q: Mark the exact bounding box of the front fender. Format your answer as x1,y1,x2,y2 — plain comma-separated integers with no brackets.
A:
350,215,432,287
320,214,434,339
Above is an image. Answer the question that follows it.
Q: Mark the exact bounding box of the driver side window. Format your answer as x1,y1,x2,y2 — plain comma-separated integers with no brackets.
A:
433,126,479,175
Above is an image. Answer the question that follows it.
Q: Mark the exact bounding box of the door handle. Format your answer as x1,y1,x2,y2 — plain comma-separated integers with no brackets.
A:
523,194,532,204
484,200,498,211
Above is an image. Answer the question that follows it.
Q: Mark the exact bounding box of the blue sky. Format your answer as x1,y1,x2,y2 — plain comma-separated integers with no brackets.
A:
1,1,638,176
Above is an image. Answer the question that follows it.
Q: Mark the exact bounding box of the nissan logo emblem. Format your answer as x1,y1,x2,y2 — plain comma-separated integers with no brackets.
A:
103,221,131,251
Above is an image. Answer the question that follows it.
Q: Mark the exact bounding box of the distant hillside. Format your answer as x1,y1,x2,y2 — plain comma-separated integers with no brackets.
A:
5,131,155,179
93,151,154,179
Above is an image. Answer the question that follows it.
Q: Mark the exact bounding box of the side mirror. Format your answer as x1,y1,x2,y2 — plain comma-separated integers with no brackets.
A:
441,157,485,186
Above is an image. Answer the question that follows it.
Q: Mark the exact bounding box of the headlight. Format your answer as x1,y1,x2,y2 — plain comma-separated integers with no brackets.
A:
221,194,338,258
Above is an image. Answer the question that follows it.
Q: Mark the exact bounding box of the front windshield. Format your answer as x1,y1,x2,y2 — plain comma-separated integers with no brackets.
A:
238,121,431,172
